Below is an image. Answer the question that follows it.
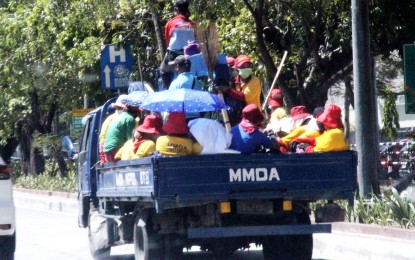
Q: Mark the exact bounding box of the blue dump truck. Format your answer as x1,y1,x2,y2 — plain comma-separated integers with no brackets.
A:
77,98,358,260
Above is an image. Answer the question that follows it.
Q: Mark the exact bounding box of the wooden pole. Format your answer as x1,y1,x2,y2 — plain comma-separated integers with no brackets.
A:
217,93,231,131
262,51,288,111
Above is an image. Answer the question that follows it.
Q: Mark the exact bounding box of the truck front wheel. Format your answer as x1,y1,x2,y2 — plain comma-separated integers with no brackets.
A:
134,217,164,260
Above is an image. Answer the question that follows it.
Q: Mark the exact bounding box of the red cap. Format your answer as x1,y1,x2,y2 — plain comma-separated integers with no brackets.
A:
290,106,310,120
269,89,283,108
242,104,265,125
162,112,189,135
233,54,251,68
226,57,235,67
317,104,344,128
137,115,163,134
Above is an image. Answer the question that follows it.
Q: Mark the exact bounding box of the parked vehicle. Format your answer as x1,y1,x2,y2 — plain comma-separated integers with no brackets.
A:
0,156,16,260
76,98,358,260
379,141,415,179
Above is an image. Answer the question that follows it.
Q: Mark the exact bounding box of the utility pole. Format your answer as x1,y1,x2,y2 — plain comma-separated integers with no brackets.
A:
351,0,380,198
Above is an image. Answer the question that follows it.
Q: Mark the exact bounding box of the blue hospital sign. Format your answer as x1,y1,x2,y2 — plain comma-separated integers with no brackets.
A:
100,44,134,90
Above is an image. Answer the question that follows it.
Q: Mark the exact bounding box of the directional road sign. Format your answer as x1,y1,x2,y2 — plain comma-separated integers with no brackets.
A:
100,44,134,90
72,108,94,130
404,44,415,113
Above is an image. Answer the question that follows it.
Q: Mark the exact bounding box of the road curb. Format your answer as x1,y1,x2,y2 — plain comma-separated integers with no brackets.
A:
13,188,78,213
332,222,415,241
13,187,77,199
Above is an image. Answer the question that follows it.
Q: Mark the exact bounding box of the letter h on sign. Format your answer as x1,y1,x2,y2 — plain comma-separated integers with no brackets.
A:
100,44,134,90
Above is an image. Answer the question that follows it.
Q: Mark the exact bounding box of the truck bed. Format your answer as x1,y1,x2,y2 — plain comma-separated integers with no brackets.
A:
98,151,357,211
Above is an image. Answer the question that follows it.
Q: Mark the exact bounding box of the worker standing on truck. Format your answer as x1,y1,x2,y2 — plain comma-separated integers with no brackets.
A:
168,55,201,91
99,95,129,163
103,105,138,162
156,112,196,156
221,56,245,126
229,104,279,154
160,0,196,89
168,55,202,120
216,54,262,114
294,104,349,153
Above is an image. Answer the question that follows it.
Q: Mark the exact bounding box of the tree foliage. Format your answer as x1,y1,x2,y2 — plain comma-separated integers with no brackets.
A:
0,0,415,175
381,85,400,139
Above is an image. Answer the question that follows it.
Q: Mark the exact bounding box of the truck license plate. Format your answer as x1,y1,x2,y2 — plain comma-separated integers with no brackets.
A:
237,201,274,215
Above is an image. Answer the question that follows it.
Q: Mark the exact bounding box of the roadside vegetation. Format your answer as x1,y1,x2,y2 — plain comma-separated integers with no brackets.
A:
340,188,415,229
313,188,415,229
12,160,77,193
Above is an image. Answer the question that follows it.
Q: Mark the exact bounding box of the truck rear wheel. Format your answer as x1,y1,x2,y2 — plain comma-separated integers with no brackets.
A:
134,217,164,260
262,213,313,260
263,234,312,260
212,239,238,259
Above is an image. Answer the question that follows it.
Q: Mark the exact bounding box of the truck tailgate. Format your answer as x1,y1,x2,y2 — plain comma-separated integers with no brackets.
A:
155,151,357,207
97,157,155,199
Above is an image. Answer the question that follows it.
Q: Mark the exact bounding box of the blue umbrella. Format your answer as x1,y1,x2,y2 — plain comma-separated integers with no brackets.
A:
140,89,229,113
125,91,150,108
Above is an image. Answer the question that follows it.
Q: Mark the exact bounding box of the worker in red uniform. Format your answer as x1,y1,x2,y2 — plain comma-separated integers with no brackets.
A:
160,0,196,89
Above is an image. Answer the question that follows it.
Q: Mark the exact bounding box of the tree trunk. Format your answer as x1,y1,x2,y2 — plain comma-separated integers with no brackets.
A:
56,152,67,178
16,120,31,175
30,145,45,176
0,138,19,163
150,1,166,60
344,78,351,142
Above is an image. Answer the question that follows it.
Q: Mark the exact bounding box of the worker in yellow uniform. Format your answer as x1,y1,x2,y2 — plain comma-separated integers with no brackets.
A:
156,112,196,156
115,115,163,160
294,104,349,153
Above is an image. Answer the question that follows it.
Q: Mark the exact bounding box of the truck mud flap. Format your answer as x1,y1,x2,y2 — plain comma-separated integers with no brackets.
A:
187,224,331,239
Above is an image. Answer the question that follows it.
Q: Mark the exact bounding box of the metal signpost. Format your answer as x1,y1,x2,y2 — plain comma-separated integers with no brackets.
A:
100,44,134,90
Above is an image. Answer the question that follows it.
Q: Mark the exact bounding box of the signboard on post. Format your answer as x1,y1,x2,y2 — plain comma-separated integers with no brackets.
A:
404,44,415,113
100,44,134,90
72,108,94,131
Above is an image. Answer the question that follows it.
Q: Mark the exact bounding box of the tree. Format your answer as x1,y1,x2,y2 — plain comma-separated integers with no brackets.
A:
381,85,400,140
0,0,109,175
1,0,414,175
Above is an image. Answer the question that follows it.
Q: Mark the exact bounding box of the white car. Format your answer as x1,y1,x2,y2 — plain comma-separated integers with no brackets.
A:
0,156,15,259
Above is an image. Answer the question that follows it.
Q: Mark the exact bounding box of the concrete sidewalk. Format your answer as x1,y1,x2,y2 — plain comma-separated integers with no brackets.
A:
13,188,78,213
314,222,415,260
13,188,415,259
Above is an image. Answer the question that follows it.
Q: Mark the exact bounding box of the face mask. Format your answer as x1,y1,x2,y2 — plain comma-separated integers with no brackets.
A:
238,68,253,79
231,70,238,78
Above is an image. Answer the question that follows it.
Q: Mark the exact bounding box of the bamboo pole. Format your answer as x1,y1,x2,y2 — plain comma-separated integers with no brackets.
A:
262,51,288,111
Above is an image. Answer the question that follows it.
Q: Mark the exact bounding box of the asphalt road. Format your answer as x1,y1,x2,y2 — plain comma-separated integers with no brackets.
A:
15,205,332,260
14,191,415,260
15,206,91,260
